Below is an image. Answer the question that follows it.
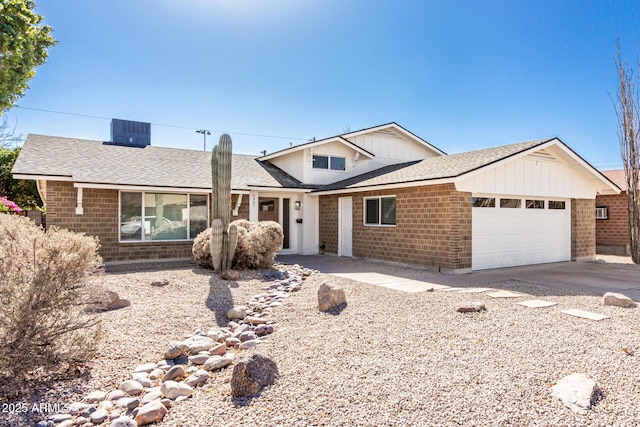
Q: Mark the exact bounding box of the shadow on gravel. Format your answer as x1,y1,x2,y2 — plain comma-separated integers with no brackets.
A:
206,276,238,327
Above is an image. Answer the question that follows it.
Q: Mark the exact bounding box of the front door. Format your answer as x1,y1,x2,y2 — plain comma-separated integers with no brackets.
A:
338,197,353,257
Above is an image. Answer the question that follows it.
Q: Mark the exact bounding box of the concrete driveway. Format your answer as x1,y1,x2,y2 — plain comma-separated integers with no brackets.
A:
277,254,640,300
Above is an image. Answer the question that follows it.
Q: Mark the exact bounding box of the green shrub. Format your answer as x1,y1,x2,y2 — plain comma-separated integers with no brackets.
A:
0,214,103,382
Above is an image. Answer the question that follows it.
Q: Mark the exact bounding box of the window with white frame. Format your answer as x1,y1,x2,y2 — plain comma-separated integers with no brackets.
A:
596,206,608,220
365,196,396,226
312,155,346,171
120,192,208,241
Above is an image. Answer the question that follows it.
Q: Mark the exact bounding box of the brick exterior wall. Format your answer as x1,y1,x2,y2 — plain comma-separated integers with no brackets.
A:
46,181,249,263
595,193,629,255
319,184,472,272
571,198,596,261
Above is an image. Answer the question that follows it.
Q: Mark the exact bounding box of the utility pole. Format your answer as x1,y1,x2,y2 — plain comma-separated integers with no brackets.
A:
196,129,211,151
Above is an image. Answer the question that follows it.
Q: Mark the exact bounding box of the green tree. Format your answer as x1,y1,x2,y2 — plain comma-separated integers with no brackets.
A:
0,146,41,209
0,0,56,114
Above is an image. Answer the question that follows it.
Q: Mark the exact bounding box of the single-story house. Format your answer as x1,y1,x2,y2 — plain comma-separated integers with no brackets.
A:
12,121,620,272
595,169,633,255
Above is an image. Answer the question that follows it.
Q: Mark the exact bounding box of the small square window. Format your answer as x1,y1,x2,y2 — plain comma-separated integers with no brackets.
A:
596,206,608,220
526,199,545,209
312,155,329,169
330,157,346,171
500,198,521,208
365,199,379,224
472,197,495,207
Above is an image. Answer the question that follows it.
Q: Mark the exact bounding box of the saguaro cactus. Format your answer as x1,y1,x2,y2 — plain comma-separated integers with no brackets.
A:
209,134,238,271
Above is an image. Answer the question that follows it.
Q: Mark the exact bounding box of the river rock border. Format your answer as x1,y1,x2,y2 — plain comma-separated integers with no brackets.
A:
36,264,314,427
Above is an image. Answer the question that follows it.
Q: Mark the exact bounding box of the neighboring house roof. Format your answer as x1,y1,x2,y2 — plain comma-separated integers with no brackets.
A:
601,169,627,191
314,138,552,192
259,122,444,161
12,134,306,191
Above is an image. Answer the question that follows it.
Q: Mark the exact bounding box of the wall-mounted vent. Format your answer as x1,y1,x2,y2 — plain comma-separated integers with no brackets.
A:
109,118,151,147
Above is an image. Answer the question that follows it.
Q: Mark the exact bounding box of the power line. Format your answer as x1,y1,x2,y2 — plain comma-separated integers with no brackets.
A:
14,105,308,141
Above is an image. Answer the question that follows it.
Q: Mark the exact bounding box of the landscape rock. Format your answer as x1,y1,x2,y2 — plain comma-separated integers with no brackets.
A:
106,390,125,401
457,302,487,313
225,337,241,348
116,397,139,410
164,341,188,360
162,365,185,382
221,270,240,280
184,335,215,353
109,416,137,427
141,390,163,404
119,380,144,396
134,400,168,426
551,373,600,414
68,402,88,415
185,369,210,387
227,306,248,319
238,339,258,350
203,353,234,371
133,363,157,373
230,351,279,397
150,279,169,287
318,282,347,312
85,288,131,312
89,408,109,424
238,331,257,342
603,292,636,308
188,353,210,365
85,391,106,403
209,342,227,356
160,380,194,399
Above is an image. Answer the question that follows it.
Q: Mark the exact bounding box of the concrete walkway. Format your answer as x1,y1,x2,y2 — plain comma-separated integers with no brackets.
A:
277,254,640,299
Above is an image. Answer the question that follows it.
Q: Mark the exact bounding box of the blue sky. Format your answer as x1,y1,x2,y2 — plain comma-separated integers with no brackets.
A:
5,0,640,169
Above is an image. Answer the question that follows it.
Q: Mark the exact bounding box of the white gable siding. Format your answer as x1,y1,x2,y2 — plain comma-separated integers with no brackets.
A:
455,152,597,198
269,150,305,183
268,130,441,186
346,130,439,168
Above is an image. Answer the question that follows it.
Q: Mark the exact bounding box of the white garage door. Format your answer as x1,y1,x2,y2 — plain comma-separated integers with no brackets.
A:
472,197,571,270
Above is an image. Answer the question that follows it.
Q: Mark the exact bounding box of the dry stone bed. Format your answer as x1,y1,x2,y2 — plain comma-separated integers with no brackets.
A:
33,265,313,427
8,263,640,426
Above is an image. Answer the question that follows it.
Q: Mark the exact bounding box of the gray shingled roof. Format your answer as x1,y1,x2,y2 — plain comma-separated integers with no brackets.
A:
13,134,306,190
314,138,553,192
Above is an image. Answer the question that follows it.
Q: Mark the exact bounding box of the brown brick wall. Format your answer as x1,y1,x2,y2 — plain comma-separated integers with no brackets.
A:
319,184,472,271
571,198,596,260
46,181,249,263
595,193,629,253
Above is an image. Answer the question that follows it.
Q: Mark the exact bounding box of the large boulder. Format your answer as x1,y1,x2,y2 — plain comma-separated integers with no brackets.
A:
317,282,347,312
230,351,279,397
550,373,600,414
85,287,130,312
603,292,636,308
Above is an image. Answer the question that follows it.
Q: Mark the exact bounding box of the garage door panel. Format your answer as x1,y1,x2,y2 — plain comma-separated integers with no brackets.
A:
472,198,570,270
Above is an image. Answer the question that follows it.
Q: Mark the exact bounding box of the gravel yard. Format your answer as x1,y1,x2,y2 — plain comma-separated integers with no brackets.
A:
6,260,640,426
